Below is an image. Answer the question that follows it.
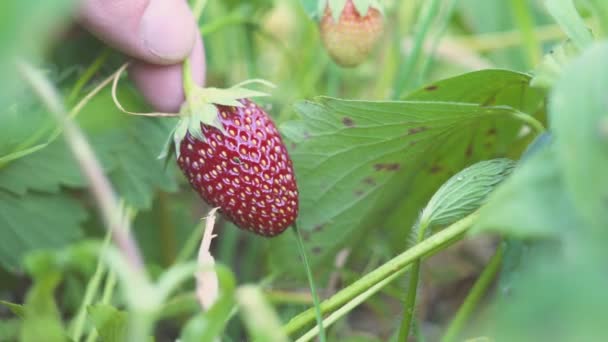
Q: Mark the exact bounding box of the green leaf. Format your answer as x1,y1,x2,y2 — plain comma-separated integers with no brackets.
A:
0,318,20,342
0,140,86,194
550,41,608,232
87,304,128,342
271,70,544,275
420,158,516,228
0,300,25,318
483,258,608,341
472,145,584,238
21,269,67,342
78,84,178,209
104,117,179,209
545,0,594,50
0,191,86,271
179,266,237,342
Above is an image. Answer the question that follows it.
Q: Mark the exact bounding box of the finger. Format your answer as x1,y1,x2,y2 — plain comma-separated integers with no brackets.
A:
79,0,197,64
130,34,206,112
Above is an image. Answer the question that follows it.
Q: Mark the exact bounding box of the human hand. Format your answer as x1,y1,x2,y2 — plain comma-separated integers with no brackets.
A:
78,0,206,112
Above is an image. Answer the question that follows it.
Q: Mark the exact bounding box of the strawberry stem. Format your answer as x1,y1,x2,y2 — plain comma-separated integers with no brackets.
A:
292,224,327,341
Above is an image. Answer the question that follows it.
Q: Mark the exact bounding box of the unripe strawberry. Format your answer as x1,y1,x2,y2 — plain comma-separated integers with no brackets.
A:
320,0,384,67
175,99,299,237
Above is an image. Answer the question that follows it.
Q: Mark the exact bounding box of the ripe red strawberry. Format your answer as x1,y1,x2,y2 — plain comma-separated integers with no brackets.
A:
319,0,384,67
176,99,299,237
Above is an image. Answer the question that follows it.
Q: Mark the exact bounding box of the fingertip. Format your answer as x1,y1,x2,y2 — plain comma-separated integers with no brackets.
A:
140,0,197,63
130,35,206,112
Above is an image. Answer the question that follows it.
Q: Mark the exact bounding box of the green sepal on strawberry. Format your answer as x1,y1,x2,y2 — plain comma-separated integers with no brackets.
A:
318,0,384,67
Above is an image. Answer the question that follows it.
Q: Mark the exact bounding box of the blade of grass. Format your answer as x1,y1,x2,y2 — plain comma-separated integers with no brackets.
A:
510,0,541,68
293,224,326,342
441,242,505,342
392,0,442,99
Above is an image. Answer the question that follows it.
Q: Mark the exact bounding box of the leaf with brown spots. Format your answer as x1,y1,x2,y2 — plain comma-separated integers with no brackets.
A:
271,69,545,276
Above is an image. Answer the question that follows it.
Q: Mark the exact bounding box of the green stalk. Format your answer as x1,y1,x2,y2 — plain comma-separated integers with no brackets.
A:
397,220,430,341
392,0,442,99
510,0,541,68
511,111,546,135
296,268,403,342
67,49,111,105
70,232,111,341
283,212,478,336
293,224,326,342
441,243,505,342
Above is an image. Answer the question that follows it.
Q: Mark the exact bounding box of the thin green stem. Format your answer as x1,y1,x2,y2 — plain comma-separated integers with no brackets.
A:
67,49,111,105
417,0,458,86
510,0,541,68
398,220,429,341
84,270,118,342
293,224,326,342
283,212,478,336
441,243,505,342
512,111,546,135
296,268,403,342
70,232,111,341
392,0,442,99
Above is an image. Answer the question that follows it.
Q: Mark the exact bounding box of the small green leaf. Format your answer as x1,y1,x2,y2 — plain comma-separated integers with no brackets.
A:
87,304,128,342
0,300,25,318
550,41,608,233
21,270,67,342
420,159,516,228
173,118,190,159
236,286,289,342
179,265,236,342
473,145,584,238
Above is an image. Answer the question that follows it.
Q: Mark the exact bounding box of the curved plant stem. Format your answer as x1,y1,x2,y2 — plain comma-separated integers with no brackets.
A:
283,212,478,336
441,242,505,342
296,266,403,342
397,220,430,341
512,111,546,135
293,224,326,342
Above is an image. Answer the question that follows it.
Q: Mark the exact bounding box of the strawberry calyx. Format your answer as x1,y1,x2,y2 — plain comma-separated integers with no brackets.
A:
319,0,383,21
161,59,275,160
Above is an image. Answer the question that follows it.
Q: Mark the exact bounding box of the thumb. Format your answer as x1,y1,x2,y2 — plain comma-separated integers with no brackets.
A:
78,0,197,64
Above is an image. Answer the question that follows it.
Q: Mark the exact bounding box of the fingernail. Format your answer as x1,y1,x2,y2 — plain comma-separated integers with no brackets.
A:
140,0,196,63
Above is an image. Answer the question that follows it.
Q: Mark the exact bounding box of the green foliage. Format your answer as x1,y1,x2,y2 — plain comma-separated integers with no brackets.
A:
473,144,583,238
550,41,608,232
87,305,129,342
2,0,608,341
420,158,515,228
0,191,86,271
271,70,543,275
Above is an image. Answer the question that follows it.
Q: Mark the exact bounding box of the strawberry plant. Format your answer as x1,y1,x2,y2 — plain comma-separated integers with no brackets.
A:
1,0,608,341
